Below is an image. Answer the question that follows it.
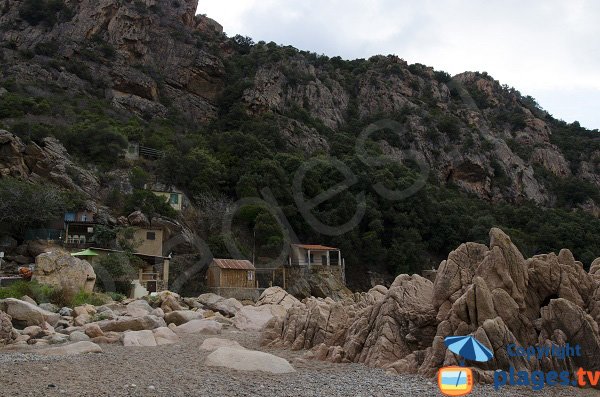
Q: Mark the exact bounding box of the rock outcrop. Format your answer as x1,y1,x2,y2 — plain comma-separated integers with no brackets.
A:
33,251,96,295
263,228,600,383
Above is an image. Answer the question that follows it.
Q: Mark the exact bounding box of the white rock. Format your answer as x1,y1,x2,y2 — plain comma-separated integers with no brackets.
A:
199,338,246,352
174,319,222,335
38,341,103,356
233,305,286,331
205,347,296,374
123,330,157,347
126,300,153,318
152,327,179,345
0,298,60,327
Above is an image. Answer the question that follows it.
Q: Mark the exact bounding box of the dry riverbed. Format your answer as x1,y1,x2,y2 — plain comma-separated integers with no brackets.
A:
0,329,598,397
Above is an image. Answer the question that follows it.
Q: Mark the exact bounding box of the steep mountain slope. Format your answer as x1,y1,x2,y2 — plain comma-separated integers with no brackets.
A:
1,0,600,290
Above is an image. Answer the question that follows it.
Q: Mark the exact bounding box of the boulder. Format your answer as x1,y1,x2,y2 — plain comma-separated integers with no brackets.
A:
200,338,245,352
73,304,96,318
205,347,296,374
91,332,121,344
123,330,157,347
126,300,153,317
152,327,179,345
38,303,59,313
0,310,17,346
33,251,96,295
164,310,204,326
256,287,300,309
96,315,166,332
20,295,37,305
22,325,44,337
174,319,222,335
0,298,60,327
69,331,90,342
127,211,149,227
233,305,286,332
197,294,242,317
74,314,91,326
83,323,104,338
38,341,102,356
58,307,73,317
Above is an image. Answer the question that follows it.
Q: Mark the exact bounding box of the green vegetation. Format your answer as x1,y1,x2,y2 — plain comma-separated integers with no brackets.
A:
0,280,56,302
124,190,178,219
1,33,600,289
0,178,83,239
0,280,113,307
19,0,73,27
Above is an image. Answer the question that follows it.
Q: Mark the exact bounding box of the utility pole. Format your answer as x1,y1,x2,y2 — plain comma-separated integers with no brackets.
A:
0,252,4,272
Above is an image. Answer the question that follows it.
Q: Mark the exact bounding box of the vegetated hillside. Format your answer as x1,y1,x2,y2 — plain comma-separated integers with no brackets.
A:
1,0,600,290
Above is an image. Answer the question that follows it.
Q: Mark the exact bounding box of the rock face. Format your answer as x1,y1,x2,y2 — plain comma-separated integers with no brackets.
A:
33,251,96,295
205,347,296,374
264,228,600,382
0,0,224,124
256,287,301,309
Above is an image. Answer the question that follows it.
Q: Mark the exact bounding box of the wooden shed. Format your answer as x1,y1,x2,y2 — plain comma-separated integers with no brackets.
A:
206,259,256,289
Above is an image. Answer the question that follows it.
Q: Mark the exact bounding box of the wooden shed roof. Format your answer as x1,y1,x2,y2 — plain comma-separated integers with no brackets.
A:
211,259,255,270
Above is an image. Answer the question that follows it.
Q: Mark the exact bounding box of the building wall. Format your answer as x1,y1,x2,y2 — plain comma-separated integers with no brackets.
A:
131,228,163,257
206,266,255,288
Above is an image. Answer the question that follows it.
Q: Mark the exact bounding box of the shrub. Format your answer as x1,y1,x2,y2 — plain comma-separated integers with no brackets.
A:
34,41,59,56
124,189,177,219
0,280,56,303
70,290,112,307
19,0,72,27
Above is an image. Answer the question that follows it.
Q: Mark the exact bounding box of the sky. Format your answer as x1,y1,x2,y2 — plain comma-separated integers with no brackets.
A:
198,0,600,130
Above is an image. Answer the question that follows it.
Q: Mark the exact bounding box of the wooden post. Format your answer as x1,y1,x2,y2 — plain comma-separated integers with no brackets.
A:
326,251,330,266
307,249,311,269
338,250,341,267
163,259,169,288
283,266,286,290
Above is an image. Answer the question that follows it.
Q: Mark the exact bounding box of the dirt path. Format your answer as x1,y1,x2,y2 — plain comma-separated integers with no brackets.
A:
0,329,598,397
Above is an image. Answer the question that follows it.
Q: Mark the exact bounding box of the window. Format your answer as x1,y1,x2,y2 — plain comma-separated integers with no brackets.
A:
81,214,88,222
169,193,179,205
87,227,94,233
247,271,254,281
146,232,156,241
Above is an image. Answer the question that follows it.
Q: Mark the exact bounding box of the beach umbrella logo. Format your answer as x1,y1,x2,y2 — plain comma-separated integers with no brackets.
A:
437,335,494,396
444,335,494,363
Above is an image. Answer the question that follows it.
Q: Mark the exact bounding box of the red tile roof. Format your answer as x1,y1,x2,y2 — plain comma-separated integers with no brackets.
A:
211,258,255,270
292,244,339,251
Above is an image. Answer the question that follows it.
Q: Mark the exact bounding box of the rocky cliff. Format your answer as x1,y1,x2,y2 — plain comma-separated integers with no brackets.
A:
1,0,599,288
262,228,600,383
0,0,597,208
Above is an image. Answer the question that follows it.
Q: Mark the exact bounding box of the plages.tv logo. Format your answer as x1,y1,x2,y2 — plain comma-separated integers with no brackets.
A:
437,335,494,396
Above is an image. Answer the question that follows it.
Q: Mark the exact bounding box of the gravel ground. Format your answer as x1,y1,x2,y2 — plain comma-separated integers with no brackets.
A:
0,329,598,397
